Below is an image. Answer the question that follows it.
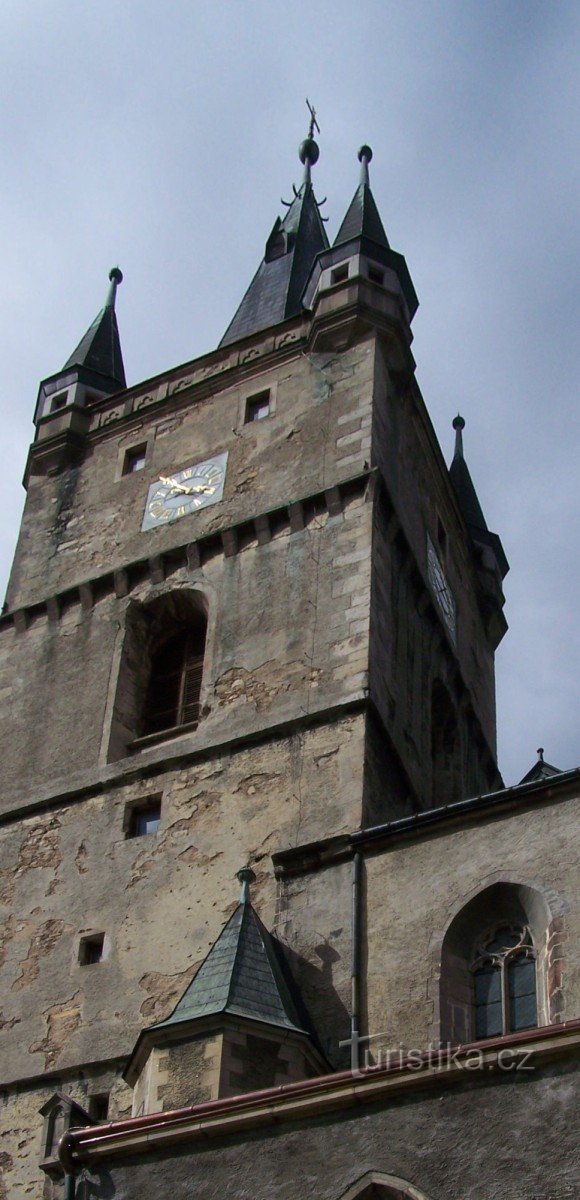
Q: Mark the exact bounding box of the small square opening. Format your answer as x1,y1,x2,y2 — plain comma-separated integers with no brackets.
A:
331,264,349,285
123,445,147,474
79,934,105,966
125,798,161,838
245,391,270,423
88,1094,110,1123
368,265,384,285
50,392,68,413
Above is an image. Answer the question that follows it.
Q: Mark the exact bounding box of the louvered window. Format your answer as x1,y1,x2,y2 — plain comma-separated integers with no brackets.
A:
144,625,205,735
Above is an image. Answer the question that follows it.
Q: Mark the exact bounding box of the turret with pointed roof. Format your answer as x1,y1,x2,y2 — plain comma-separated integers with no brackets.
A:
124,869,327,1115
34,268,126,426
62,266,126,390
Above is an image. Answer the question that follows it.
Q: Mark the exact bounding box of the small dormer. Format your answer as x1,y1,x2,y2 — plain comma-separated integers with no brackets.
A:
38,1092,91,1180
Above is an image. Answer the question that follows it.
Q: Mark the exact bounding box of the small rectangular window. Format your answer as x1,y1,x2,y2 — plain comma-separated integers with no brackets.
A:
126,798,161,838
88,1094,110,1123
368,265,384,285
79,934,105,965
51,392,68,413
123,445,147,474
331,264,349,285
245,391,270,423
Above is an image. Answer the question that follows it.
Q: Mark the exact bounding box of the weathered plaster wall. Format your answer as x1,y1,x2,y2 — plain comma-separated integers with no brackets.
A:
0,489,372,806
0,712,365,1087
363,792,580,1051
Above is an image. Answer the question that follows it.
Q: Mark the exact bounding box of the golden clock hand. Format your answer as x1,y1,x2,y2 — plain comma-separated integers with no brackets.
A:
159,475,214,496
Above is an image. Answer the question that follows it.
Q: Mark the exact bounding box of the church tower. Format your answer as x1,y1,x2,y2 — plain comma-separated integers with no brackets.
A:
0,125,576,1200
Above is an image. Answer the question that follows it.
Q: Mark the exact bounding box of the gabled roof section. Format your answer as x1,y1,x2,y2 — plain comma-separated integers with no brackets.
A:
333,146,390,251
519,749,561,786
63,267,126,389
219,139,328,348
150,897,307,1036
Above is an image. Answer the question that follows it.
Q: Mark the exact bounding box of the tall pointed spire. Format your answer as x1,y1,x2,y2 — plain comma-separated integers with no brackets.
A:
448,414,509,580
333,145,390,251
63,267,126,389
219,113,329,347
449,414,489,535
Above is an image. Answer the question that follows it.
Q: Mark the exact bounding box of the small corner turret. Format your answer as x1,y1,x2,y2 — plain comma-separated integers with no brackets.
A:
448,414,509,649
302,145,418,359
26,268,126,483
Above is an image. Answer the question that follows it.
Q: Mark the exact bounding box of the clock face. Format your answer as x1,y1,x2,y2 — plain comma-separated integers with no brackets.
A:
427,536,457,643
141,451,228,531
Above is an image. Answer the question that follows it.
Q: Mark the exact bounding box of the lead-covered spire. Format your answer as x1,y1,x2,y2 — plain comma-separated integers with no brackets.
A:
219,116,329,348
63,267,126,389
333,145,390,251
448,414,509,579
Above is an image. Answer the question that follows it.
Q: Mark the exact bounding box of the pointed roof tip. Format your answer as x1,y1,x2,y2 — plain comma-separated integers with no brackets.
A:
147,896,308,1037
106,266,123,309
333,144,389,251
452,413,465,458
62,268,126,389
236,865,256,904
358,144,373,186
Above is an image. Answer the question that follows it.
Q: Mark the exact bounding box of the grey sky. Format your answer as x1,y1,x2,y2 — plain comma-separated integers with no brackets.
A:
0,0,578,786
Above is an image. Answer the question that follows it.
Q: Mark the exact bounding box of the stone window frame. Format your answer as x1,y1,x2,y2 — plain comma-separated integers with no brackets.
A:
338,1171,435,1200
102,583,216,763
115,434,151,480
237,378,278,428
123,794,163,839
430,876,568,1047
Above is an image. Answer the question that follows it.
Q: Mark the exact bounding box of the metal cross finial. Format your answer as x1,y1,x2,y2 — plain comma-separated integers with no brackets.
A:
306,98,320,139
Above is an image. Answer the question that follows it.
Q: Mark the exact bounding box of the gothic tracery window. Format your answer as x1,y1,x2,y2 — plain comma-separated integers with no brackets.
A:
471,923,538,1039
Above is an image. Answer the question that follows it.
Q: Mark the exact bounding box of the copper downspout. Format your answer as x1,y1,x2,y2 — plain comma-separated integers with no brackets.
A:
58,1017,580,1167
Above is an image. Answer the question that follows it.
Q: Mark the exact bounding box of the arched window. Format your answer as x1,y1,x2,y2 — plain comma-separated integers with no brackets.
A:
471,924,537,1038
144,619,206,736
438,882,552,1045
107,590,209,760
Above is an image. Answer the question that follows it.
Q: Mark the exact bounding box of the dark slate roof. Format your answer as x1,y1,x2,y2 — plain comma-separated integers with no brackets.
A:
149,902,307,1035
333,181,390,251
519,756,562,786
448,453,488,534
219,182,329,347
63,299,126,389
